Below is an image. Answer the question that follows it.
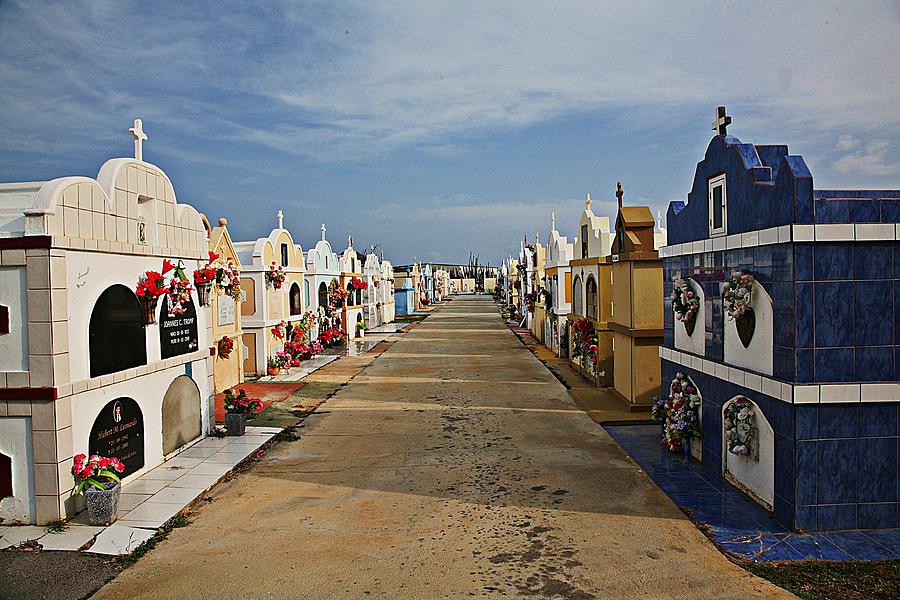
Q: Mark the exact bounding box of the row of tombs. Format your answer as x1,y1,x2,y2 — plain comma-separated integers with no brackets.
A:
499,107,900,533
0,121,466,525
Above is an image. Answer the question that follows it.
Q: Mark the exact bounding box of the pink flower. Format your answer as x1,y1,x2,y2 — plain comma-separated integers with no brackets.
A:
74,453,86,463
82,466,94,478
114,462,125,473
72,463,84,474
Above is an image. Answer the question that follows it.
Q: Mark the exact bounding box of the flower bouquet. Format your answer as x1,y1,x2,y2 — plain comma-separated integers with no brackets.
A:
723,271,755,347
163,259,193,316
71,453,125,524
350,276,368,290
651,373,701,456
671,278,700,336
265,262,286,290
135,269,167,324
724,396,758,460
271,320,287,340
217,335,234,359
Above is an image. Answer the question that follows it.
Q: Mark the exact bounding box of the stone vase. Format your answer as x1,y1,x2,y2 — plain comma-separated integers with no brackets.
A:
141,295,159,325
736,309,756,348
225,412,247,436
85,481,120,525
197,282,212,307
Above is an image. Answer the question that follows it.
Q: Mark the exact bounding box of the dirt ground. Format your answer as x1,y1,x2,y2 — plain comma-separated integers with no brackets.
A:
90,296,791,599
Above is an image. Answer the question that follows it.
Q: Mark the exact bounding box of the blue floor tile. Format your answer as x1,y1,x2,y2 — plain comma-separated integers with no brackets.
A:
605,424,900,562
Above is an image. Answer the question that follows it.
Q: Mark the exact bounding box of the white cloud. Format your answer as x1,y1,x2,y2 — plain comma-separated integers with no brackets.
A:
834,139,900,176
837,134,858,151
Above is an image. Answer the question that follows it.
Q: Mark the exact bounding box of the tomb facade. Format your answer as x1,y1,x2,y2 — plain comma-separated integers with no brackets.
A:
545,213,574,357
659,108,900,530
0,122,213,523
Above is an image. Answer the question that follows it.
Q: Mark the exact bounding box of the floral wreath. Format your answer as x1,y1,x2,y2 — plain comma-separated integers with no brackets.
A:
265,262,286,290
651,373,701,453
136,259,193,317
723,271,753,320
724,396,758,460
671,278,700,334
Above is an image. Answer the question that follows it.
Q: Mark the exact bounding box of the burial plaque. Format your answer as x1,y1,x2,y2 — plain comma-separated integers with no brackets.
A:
162,375,202,455
159,296,199,359
89,397,144,477
217,295,235,326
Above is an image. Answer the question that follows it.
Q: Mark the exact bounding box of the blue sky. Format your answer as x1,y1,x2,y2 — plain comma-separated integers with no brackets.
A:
1,1,898,264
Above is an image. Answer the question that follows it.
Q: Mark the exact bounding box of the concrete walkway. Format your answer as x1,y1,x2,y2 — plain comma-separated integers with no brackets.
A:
93,297,792,599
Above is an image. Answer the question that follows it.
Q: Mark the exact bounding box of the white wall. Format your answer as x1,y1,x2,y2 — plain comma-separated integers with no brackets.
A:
0,266,28,371
722,397,774,510
673,278,705,357
0,416,35,523
723,282,774,376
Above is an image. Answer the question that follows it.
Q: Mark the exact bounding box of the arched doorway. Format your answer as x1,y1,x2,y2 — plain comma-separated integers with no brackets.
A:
89,285,146,378
289,282,302,316
585,276,597,320
161,375,202,455
318,282,327,309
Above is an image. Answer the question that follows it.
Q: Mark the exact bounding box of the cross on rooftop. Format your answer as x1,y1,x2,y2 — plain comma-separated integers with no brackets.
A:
129,118,148,161
585,192,591,209
551,211,556,231
712,106,732,136
277,210,284,229
348,234,353,247
616,181,624,208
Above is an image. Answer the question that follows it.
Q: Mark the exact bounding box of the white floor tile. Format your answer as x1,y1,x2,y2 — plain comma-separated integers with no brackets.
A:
166,473,222,489
122,478,170,495
203,452,250,466
192,437,236,449
161,457,204,469
88,525,155,555
146,487,203,505
139,466,191,481
0,525,48,549
176,446,220,459
39,525,105,551
118,493,151,510
186,462,232,477
116,502,183,528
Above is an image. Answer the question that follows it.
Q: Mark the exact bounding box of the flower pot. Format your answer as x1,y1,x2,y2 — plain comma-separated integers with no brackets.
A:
140,295,159,325
683,316,696,337
85,481,120,525
267,367,280,376
225,412,247,436
197,282,212,307
735,308,756,348
291,358,301,367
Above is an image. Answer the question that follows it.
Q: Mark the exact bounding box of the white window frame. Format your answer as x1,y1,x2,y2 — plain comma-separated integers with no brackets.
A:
708,174,727,237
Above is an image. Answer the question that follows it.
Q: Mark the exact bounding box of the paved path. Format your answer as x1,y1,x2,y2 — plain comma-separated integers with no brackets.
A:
94,297,791,599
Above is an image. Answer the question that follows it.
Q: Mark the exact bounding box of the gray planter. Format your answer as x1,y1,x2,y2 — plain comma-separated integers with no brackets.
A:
225,412,247,436
84,481,120,525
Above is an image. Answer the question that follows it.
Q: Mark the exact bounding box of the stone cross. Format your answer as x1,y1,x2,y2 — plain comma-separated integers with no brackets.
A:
551,211,556,231
712,106,731,136
585,192,591,210
616,181,624,208
129,118,148,161
348,234,353,248
321,223,326,240
277,210,284,229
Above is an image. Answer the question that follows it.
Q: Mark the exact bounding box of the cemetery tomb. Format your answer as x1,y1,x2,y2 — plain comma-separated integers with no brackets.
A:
0,123,214,523
233,211,306,376
659,107,900,531
545,213,574,357
205,216,245,393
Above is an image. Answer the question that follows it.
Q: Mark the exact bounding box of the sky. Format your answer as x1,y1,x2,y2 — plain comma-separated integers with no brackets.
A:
1,1,898,265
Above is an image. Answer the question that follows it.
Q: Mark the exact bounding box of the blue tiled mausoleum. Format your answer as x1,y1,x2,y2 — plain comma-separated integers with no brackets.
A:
659,110,900,532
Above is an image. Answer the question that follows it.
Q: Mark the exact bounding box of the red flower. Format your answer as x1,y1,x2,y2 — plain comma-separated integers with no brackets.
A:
162,259,175,275
114,462,125,473
82,466,94,478
98,457,110,468
74,453,86,463
208,251,220,263
72,463,84,474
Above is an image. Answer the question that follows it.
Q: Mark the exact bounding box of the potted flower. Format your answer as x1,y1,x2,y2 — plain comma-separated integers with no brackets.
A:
723,271,755,347
265,262,286,290
71,453,125,525
193,264,217,307
163,260,193,316
671,278,700,336
223,388,263,436
135,269,167,324
356,321,365,338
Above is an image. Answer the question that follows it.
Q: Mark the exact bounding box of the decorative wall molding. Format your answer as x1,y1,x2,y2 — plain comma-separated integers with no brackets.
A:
658,345,900,404
659,223,900,258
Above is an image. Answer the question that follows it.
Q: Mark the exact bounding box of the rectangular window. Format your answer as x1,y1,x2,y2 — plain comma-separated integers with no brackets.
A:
0,305,8,334
281,243,289,266
708,174,727,237
581,224,588,258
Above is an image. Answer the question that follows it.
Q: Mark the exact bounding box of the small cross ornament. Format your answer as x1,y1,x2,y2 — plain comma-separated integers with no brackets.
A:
616,181,624,208
277,210,284,229
129,118,148,161
712,106,731,136
321,223,327,240
585,192,592,209
551,211,556,231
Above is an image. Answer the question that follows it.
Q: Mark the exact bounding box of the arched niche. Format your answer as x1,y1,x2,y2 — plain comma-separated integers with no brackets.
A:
722,395,774,510
318,282,327,309
585,275,597,320
673,278,706,356
89,397,144,477
89,285,147,378
289,282,302,316
667,373,703,462
572,275,583,316
723,280,773,376
161,375,202,456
